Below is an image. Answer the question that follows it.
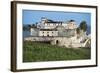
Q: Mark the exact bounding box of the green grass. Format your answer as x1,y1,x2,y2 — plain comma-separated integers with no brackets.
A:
23,41,91,62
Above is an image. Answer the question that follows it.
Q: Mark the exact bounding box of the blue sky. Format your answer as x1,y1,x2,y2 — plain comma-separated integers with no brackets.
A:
23,10,91,26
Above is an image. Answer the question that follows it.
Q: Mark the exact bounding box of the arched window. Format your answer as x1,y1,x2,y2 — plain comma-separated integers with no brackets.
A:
52,32,53,36
47,32,49,37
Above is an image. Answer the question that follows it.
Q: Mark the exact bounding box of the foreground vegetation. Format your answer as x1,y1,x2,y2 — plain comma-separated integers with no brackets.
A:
23,41,91,62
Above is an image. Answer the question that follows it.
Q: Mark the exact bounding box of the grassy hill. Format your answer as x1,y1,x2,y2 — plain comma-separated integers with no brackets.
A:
23,41,91,62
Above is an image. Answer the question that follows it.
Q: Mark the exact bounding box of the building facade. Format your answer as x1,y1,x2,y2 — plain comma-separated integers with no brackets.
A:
30,17,77,37
24,17,90,48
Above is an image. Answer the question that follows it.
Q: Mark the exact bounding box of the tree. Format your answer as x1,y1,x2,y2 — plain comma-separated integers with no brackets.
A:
79,21,87,32
23,25,27,31
76,27,80,34
32,24,37,28
69,20,75,22
27,24,31,31
23,24,32,31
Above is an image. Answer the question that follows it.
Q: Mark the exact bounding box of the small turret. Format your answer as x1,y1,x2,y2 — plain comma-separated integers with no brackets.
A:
66,20,77,29
41,17,47,24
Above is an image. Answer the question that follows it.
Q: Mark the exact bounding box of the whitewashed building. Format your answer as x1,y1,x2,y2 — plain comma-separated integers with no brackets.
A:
25,17,90,48
39,29,58,37
30,17,77,37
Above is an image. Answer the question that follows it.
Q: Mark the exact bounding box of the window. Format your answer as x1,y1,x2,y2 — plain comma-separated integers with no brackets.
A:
52,32,53,36
47,34,49,37
47,32,49,37
42,31,44,36
47,32,49,33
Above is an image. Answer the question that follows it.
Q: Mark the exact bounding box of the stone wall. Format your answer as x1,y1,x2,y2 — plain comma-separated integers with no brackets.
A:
50,36,82,48
24,36,90,48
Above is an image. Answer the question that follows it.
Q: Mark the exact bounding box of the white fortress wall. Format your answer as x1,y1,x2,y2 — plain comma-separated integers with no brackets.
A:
39,30,58,36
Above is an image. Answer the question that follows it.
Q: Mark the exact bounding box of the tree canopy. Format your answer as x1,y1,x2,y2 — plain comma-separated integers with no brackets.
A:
76,28,80,34
79,21,87,32
76,21,87,34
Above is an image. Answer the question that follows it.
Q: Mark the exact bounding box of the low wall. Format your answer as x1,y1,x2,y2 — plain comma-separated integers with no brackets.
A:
24,36,90,48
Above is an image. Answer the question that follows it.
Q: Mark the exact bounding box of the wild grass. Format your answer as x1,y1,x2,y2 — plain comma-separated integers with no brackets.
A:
23,41,91,62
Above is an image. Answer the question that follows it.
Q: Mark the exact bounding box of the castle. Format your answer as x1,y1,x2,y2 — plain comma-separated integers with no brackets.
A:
30,17,77,37
24,17,91,48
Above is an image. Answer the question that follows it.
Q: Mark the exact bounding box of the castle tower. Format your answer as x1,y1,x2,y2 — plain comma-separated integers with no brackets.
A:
41,17,47,24
66,20,77,29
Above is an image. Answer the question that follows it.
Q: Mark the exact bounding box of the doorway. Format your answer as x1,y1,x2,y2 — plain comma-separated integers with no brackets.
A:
56,40,59,45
